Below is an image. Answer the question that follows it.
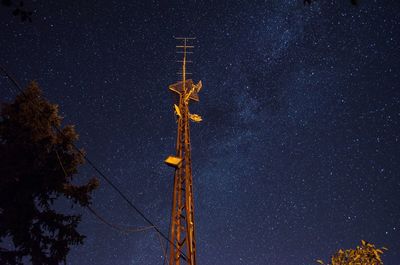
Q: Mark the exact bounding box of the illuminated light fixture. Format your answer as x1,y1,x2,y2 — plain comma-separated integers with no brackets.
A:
164,156,183,168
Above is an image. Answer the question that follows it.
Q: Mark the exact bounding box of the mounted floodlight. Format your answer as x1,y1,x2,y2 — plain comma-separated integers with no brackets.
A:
164,156,183,168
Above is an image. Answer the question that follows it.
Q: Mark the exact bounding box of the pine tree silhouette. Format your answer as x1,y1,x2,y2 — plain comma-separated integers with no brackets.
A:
0,81,98,265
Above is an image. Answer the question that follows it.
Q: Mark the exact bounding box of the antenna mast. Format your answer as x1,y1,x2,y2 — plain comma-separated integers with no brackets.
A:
164,37,202,265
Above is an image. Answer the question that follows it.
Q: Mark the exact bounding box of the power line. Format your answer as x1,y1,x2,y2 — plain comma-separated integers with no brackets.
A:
79,153,187,261
57,149,169,262
86,205,154,234
56,149,154,234
0,65,188,262
86,205,169,262
155,228,168,262
0,66,22,93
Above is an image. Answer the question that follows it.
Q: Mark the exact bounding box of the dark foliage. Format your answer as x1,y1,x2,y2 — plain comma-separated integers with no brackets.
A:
0,81,98,265
304,0,359,6
1,0,32,22
316,240,387,265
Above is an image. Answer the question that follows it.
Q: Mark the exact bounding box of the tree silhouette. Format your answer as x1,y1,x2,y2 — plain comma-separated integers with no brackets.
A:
0,81,98,265
304,0,359,6
316,240,387,265
1,0,32,22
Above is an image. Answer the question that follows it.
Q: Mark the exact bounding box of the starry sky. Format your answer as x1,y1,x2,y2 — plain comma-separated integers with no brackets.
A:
1,1,400,264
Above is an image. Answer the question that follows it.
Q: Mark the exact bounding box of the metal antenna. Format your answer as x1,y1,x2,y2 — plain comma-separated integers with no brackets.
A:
164,37,202,265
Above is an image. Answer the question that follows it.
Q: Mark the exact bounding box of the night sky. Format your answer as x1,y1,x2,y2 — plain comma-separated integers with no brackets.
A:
1,1,400,264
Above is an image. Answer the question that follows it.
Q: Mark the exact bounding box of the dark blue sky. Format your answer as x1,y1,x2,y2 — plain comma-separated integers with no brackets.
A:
1,1,399,264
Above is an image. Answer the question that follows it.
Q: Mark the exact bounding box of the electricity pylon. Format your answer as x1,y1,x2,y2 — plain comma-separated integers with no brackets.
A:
164,37,202,265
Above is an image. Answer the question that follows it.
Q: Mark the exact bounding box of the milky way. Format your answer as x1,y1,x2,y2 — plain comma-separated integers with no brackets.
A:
1,1,399,265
